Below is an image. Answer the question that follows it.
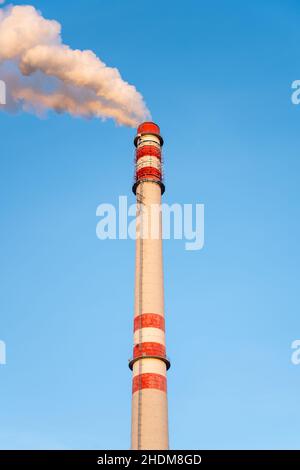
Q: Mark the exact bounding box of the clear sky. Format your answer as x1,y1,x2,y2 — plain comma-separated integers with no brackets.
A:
0,0,300,450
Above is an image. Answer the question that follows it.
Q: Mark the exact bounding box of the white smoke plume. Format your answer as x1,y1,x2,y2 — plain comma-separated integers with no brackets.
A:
0,4,150,126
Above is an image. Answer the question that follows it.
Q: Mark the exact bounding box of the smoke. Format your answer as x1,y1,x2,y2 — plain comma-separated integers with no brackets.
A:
0,4,150,126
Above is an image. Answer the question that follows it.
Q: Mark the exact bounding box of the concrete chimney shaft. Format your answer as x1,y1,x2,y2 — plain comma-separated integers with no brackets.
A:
129,122,170,450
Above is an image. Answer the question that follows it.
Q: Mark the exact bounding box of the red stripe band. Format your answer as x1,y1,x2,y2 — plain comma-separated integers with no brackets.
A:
134,314,165,332
136,146,161,160
133,342,166,359
136,167,161,180
132,373,167,394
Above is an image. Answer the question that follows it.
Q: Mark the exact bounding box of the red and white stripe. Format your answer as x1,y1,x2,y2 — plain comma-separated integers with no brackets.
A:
135,133,163,184
136,156,161,172
132,313,167,394
132,356,167,393
136,145,161,160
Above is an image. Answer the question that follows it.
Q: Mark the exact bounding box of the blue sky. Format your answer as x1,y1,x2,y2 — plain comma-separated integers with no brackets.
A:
0,0,300,450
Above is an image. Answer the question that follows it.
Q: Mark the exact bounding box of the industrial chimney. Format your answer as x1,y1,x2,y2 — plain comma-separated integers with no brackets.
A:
129,122,170,450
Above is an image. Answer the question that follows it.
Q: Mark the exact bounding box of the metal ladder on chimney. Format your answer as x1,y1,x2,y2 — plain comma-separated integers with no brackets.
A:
136,182,144,450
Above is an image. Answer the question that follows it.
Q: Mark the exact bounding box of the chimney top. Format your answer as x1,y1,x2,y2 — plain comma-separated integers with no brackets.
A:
137,122,161,135
134,121,163,147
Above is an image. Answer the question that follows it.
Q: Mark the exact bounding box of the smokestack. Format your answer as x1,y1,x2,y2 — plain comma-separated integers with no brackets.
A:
129,122,170,450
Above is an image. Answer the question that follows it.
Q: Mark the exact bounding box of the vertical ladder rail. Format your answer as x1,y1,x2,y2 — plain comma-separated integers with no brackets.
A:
137,183,144,450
